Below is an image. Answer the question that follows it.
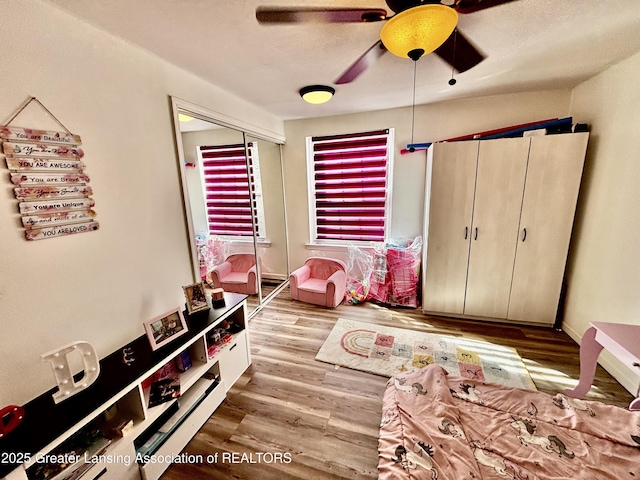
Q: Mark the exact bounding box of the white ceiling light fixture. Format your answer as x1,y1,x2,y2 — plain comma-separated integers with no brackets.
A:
299,85,336,104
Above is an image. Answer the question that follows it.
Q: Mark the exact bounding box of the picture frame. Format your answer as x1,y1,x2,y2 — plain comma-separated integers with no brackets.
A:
144,308,188,351
183,281,210,315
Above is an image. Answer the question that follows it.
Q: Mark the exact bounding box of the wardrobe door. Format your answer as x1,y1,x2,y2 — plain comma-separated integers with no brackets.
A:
423,141,478,314
464,137,529,318
508,133,588,324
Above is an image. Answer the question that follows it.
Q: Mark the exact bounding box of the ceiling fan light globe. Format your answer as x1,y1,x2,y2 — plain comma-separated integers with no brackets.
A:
380,4,458,59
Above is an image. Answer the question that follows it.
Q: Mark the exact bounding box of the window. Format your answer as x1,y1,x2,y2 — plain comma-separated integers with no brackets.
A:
197,142,265,238
306,129,394,244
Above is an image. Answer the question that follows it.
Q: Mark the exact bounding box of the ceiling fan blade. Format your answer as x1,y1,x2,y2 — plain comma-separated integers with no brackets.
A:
435,29,485,73
453,0,518,14
256,7,387,24
334,40,387,84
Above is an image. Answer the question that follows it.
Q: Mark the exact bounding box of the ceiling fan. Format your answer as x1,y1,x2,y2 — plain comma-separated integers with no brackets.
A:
256,0,518,84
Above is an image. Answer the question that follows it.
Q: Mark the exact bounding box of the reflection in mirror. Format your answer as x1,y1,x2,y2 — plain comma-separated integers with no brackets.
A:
171,98,288,318
176,113,261,313
245,135,289,303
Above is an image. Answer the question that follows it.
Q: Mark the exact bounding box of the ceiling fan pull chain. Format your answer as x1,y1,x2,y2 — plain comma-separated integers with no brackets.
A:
449,28,458,86
410,59,418,152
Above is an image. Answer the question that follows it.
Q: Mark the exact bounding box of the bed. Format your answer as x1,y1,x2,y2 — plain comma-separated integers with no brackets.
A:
378,364,640,479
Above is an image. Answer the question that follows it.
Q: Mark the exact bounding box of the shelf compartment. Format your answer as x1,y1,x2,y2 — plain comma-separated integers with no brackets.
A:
25,427,111,480
135,371,224,480
24,386,144,480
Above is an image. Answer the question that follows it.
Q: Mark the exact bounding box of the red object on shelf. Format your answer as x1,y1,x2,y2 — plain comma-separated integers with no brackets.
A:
441,118,559,143
400,117,562,155
0,405,25,437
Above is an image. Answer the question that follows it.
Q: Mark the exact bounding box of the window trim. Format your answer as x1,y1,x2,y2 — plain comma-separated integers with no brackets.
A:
306,128,394,246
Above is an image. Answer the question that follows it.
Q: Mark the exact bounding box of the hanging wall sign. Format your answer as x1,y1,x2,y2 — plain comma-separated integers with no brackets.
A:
0,126,82,145
10,173,90,185
2,97,99,240
19,197,95,214
14,185,93,200
5,157,86,172
2,142,84,158
26,221,100,241
22,209,96,229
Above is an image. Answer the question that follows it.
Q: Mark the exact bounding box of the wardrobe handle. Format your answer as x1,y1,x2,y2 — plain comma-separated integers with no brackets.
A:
464,227,468,240
474,227,478,240
522,228,527,242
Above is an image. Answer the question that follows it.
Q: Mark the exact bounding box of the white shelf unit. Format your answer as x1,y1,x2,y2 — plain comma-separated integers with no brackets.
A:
2,294,250,480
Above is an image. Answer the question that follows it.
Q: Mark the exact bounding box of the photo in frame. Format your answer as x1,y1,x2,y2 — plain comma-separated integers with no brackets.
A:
144,308,188,351
183,281,210,315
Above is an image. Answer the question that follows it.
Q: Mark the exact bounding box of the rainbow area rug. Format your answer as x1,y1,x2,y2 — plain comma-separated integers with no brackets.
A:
315,318,536,389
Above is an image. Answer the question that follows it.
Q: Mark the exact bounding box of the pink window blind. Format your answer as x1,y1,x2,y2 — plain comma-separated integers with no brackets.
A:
199,143,258,237
310,129,391,242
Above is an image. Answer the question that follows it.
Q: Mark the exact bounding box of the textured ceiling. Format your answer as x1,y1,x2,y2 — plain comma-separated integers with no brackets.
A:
45,0,640,120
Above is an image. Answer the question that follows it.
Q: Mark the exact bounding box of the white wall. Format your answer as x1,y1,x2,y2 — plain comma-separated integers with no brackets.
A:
563,50,640,394
282,90,573,270
0,0,283,406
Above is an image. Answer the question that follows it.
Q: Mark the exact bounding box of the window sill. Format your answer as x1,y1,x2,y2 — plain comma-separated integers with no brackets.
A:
305,242,378,252
202,237,271,247
229,238,271,247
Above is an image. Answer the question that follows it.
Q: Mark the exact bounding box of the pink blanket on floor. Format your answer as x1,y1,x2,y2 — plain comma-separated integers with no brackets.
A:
378,365,640,479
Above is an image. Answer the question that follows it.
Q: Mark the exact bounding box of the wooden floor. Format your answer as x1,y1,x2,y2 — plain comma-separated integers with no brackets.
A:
245,281,280,312
162,288,633,480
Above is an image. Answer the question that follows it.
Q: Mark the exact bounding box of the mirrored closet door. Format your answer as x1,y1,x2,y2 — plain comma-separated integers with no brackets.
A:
171,98,288,317
245,134,289,303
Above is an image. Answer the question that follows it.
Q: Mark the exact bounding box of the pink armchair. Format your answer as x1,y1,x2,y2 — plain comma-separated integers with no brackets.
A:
289,257,347,308
210,253,258,295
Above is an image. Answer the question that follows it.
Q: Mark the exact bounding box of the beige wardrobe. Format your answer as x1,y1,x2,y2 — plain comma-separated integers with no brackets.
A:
422,133,589,326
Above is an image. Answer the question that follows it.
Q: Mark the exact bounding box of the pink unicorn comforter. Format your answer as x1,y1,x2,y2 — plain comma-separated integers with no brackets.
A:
378,365,640,479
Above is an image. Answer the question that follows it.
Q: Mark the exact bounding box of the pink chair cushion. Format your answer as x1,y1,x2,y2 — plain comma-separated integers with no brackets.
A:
222,272,252,284
298,277,329,293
